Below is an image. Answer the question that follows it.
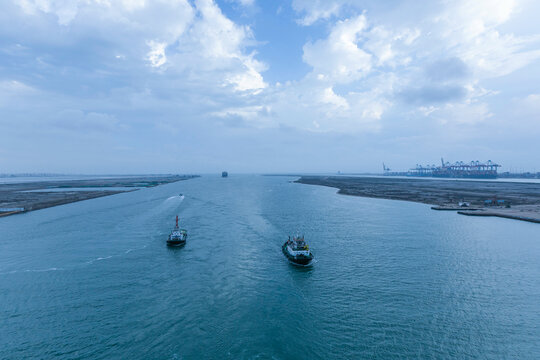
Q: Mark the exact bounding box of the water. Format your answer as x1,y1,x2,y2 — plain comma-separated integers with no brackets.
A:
1,175,539,359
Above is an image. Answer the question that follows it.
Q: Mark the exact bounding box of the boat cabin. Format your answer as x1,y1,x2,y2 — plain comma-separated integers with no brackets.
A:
287,235,310,254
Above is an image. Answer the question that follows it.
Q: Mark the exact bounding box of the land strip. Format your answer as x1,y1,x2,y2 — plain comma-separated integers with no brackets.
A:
0,175,197,217
295,176,540,223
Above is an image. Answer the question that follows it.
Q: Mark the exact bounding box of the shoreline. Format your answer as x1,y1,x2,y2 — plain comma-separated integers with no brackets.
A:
457,206,540,224
295,176,540,224
0,175,197,218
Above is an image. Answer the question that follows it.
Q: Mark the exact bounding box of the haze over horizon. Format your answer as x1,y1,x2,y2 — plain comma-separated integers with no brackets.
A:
1,0,540,174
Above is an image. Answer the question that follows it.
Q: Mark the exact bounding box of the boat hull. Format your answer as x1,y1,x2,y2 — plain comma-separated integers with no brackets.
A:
167,239,186,247
282,243,313,266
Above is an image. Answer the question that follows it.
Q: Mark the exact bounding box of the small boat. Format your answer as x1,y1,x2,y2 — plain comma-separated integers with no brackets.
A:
222,171,228,178
167,215,187,247
282,235,313,266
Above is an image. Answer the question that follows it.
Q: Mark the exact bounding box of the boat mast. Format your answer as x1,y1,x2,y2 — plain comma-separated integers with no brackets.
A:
176,215,179,228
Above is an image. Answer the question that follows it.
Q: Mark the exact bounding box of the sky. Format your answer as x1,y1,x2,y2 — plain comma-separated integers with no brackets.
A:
1,0,539,174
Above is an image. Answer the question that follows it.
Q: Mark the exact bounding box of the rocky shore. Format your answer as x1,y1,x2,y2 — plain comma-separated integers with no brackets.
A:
0,175,197,217
295,176,540,223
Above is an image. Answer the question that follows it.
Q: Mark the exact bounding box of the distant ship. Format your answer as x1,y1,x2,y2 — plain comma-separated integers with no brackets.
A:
222,171,228,178
282,235,313,266
167,215,187,247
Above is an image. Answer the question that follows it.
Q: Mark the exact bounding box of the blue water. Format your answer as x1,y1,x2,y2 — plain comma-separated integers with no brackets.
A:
1,175,539,359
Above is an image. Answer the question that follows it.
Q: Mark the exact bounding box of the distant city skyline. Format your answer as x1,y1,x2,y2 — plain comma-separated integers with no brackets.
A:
1,0,540,174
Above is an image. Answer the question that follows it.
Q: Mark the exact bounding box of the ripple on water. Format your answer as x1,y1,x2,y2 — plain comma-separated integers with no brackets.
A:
0,175,539,359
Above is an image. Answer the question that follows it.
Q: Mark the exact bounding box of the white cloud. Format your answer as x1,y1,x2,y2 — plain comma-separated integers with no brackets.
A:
506,94,540,133
0,80,38,107
2,0,540,173
435,0,540,78
225,61,266,93
430,102,493,125
13,0,537,137
288,0,540,132
513,93,540,122
174,0,267,92
321,87,349,110
303,15,372,83
119,0,147,12
520,93,540,110
12,0,266,94
212,104,270,122
292,0,343,26
0,80,36,94
235,0,254,7
18,0,78,25
291,13,416,131
146,40,167,67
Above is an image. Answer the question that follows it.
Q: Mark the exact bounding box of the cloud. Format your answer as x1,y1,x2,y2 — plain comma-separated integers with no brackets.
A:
7,0,536,136
519,93,540,110
10,0,266,93
292,0,344,26
234,0,255,6
3,0,267,120
287,0,540,131
321,87,349,110
509,93,540,132
432,102,493,125
303,15,372,83
167,0,267,92
1,0,540,172
5,0,538,136
211,104,272,128
425,57,469,81
18,0,79,25
0,80,36,95
286,13,417,131
434,0,540,78
0,80,38,108
146,40,167,68
400,85,467,105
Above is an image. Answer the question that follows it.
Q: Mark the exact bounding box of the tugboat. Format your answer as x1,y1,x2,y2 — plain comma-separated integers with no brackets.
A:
282,235,313,266
167,215,187,247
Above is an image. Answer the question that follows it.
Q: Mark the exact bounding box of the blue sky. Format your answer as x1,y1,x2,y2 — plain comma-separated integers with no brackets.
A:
1,0,539,174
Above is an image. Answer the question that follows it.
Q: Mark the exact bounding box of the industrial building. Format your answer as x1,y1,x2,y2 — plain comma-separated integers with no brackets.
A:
409,158,501,179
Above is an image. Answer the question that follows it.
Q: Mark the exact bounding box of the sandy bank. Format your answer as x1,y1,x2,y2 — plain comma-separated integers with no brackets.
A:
295,176,540,224
458,205,540,223
0,175,197,217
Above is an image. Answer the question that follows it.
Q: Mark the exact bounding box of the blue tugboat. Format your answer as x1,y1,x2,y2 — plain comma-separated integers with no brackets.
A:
282,235,313,266
167,215,187,247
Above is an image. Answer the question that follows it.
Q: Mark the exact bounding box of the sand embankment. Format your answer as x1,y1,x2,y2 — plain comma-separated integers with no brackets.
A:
458,205,540,223
0,175,197,217
295,176,540,223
